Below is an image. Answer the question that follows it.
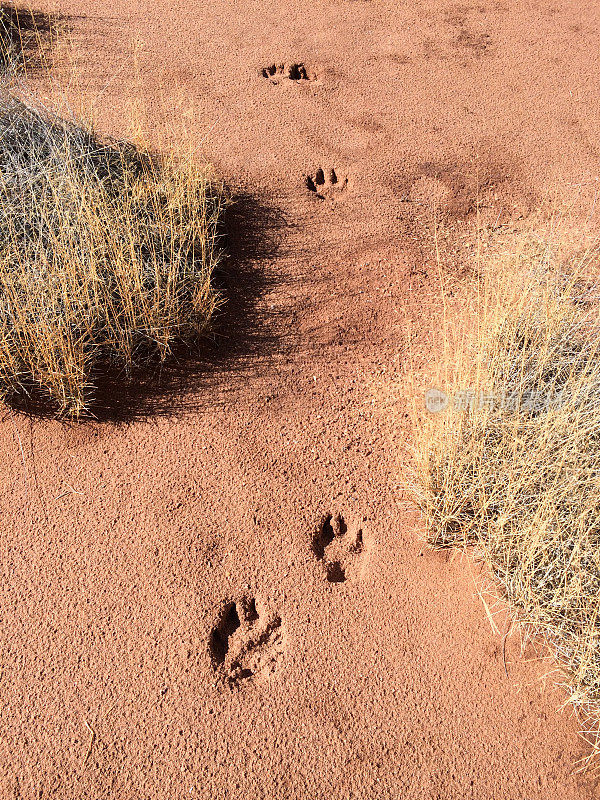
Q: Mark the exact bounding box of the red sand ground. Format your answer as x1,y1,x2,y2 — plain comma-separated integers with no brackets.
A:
1,0,600,797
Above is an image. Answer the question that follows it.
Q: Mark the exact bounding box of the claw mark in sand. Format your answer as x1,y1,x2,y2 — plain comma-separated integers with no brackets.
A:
209,596,284,687
312,513,366,583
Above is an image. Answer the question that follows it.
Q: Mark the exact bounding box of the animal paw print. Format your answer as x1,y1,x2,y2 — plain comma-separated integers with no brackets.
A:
209,596,284,687
261,62,313,84
312,513,366,583
305,168,348,200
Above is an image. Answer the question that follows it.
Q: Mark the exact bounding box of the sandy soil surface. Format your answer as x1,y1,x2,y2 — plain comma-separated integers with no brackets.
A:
1,0,600,797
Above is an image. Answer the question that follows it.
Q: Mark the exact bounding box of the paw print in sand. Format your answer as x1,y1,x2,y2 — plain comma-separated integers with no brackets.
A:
305,168,348,200
209,596,284,687
261,62,313,84
312,513,367,583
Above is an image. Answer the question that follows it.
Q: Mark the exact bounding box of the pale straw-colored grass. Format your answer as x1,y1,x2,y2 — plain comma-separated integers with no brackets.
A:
412,228,600,762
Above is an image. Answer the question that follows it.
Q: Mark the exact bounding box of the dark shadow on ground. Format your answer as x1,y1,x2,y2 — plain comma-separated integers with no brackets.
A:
6,189,287,424
0,3,65,72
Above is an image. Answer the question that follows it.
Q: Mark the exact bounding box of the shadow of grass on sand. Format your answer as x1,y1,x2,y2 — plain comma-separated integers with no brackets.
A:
0,3,63,72
6,190,287,424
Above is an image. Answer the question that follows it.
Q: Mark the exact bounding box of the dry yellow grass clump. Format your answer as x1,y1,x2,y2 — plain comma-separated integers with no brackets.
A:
0,96,224,416
412,230,600,759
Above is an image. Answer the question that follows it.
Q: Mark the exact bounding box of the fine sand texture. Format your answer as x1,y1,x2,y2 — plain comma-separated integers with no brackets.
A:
2,0,600,797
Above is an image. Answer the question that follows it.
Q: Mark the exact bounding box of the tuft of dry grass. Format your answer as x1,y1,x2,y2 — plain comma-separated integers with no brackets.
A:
0,95,224,416
412,229,600,762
